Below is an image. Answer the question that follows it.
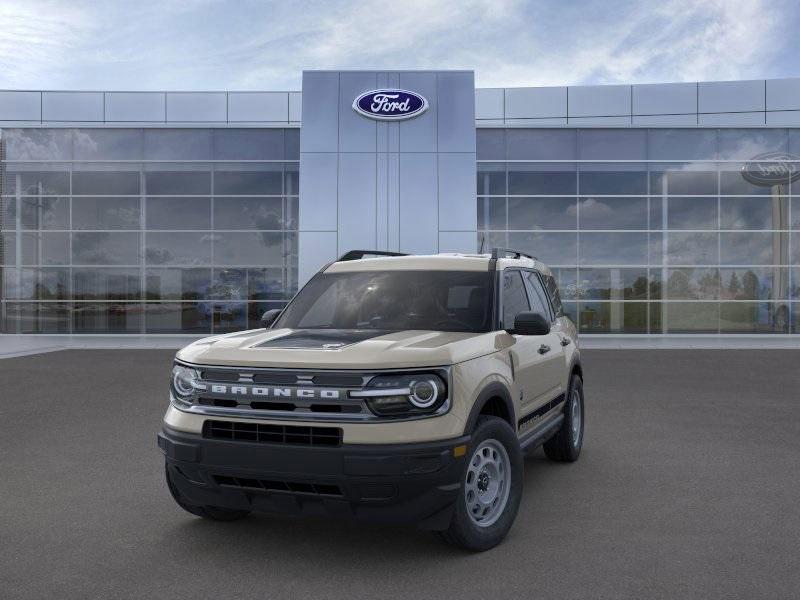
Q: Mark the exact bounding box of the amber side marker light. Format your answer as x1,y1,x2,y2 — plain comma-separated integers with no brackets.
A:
453,445,467,457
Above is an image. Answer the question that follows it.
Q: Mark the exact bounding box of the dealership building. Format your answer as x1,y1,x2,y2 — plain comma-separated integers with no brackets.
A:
1,70,799,337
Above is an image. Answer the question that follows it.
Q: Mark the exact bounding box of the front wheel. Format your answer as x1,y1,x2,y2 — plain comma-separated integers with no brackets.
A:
437,416,523,552
543,375,584,462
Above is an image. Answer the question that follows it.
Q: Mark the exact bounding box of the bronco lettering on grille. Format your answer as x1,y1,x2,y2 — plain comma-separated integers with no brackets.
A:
208,385,341,400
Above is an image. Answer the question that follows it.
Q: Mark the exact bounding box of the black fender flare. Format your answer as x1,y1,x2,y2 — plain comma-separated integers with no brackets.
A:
464,381,516,434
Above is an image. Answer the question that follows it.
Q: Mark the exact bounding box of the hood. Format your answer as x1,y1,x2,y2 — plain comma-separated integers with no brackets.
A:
176,328,511,369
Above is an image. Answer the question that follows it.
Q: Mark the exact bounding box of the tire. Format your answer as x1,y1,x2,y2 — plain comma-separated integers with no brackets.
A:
437,416,523,552
165,464,250,522
543,375,584,462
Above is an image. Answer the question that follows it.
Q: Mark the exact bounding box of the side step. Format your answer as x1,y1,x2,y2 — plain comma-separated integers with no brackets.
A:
519,414,564,453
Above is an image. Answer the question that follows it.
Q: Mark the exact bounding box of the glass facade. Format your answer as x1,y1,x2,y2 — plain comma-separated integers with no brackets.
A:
478,128,800,334
0,128,299,333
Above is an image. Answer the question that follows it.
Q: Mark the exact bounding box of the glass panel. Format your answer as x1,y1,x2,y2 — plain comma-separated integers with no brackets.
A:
648,129,717,161
508,164,575,195
720,168,781,195
665,268,720,300
144,302,212,333
550,268,578,302
72,232,139,265
578,197,647,230
72,302,142,333
507,197,576,230
720,302,790,333
650,169,717,196
561,301,577,324
579,233,648,265
791,268,800,299
21,232,69,265
284,163,299,196
577,302,647,333
578,130,646,160
649,269,663,300
248,302,286,329
145,171,210,195
213,197,283,230
19,267,69,300
213,129,284,160
16,171,70,195
666,197,717,230
284,129,300,159
717,129,788,160
476,164,505,195
213,232,286,266
1,232,16,264
20,196,69,230
666,233,718,265
285,197,298,230
214,169,283,195
143,129,213,160
72,268,141,300
507,232,577,265
649,302,662,333
212,302,247,332
720,232,785,265
476,129,505,160
72,171,140,195
664,302,719,333
579,171,647,195
4,302,70,333
145,232,212,265
720,267,789,300
145,197,211,230
145,268,211,300
507,129,576,160
1,197,16,228
247,268,287,300
720,196,788,230
3,129,73,160
793,304,800,334
792,198,800,229
72,197,140,230
577,268,649,300
73,129,143,160
209,268,248,301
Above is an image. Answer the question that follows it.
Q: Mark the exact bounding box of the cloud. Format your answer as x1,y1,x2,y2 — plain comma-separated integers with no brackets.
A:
0,0,795,90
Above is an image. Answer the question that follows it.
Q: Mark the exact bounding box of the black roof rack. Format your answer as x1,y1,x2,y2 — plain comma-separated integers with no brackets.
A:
338,250,409,262
490,248,538,261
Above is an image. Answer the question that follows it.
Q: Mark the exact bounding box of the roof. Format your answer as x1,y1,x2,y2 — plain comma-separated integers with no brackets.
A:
324,252,551,274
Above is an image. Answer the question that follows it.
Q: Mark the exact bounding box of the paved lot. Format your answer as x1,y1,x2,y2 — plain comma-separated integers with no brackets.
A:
1,349,799,600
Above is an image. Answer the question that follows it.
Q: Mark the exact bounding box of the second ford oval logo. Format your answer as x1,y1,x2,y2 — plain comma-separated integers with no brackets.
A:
353,89,428,121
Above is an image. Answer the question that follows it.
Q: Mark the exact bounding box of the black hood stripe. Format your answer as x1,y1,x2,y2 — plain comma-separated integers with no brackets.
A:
255,329,395,350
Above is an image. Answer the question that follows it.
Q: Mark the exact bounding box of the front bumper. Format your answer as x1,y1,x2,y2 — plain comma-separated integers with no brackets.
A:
158,425,470,530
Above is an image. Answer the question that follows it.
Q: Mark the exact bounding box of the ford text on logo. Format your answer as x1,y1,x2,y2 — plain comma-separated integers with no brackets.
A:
741,152,800,187
352,89,428,121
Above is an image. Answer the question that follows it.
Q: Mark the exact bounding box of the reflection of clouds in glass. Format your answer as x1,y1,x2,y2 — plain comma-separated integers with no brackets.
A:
721,232,783,265
72,131,99,158
667,233,718,265
5,130,70,160
569,197,611,219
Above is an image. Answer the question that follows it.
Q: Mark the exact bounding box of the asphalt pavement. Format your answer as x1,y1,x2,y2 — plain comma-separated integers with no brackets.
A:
1,348,798,600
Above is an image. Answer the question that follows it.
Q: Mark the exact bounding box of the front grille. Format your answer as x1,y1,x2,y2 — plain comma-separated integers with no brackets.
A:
213,474,343,497
204,420,342,446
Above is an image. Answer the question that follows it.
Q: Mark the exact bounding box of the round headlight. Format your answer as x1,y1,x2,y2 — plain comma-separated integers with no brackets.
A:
409,379,439,408
172,365,199,397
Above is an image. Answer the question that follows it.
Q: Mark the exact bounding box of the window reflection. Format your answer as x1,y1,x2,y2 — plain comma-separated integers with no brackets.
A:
507,197,576,230
578,197,647,230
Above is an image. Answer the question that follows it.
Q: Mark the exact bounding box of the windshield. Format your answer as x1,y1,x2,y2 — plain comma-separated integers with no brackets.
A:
274,270,492,333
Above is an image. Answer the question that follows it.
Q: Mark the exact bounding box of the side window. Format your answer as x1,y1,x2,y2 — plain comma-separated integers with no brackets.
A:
543,274,564,317
522,271,551,320
502,270,530,330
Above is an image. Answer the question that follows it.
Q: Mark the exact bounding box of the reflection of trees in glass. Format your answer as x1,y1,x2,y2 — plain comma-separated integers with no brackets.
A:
631,276,648,300
741,270,759,300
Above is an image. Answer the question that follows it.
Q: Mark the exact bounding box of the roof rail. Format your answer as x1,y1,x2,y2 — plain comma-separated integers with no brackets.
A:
490,247,538,261
337,249,409,262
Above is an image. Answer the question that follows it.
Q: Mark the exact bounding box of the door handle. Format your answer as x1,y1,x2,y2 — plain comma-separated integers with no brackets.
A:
560,337,571,346
538,344,551,355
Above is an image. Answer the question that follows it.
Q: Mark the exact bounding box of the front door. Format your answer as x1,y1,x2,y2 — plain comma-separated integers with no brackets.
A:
501,270,563,414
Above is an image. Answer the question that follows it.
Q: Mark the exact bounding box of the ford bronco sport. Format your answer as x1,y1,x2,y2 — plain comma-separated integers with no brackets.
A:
158,248,584,551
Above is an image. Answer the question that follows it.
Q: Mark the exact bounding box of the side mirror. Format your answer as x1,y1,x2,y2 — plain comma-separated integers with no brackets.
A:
511,311,550,336
260,309,282,329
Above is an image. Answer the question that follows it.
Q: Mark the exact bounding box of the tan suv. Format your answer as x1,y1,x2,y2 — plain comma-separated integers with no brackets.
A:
158,248,584,551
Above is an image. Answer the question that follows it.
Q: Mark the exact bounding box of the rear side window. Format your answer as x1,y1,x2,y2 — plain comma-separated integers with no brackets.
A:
502,270,530,330
542,274,564,317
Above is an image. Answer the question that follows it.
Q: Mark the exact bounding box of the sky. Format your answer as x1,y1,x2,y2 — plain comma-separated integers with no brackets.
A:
0,0,798,91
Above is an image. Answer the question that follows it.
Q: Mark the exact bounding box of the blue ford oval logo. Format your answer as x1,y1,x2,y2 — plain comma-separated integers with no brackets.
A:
352,89,428,121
